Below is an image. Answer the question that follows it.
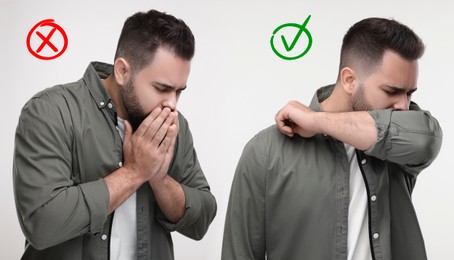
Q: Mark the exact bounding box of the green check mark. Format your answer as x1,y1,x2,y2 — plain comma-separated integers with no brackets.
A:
281,15,312,52
270,15,313,60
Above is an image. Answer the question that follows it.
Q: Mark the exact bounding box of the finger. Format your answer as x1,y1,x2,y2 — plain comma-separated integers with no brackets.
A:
124,119,133,142
278,124,294,136
142,107,171,141
158,123,178,155
122,120,133,155
122,120,136,168
163,125,178,169
276,107,291,121
275,114,295,135
134,107,162,137
283,127,294,137
152,125,178,180
275,111,289,128
173,111,180,135
168,124,178,149
150,111,176,147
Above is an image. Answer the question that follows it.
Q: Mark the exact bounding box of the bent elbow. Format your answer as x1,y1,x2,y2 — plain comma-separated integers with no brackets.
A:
179,193,217,241
404,132,443,170
424,134,443,164
20,208,88,250
422,112,443,162
21,221,58,250
26,238,54,251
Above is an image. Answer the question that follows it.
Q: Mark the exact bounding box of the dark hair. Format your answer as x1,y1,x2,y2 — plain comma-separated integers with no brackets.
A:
339,17,424,78
114,9,195,72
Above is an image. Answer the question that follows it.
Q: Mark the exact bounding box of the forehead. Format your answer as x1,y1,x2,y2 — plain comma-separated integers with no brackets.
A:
134,47,191,88
365,50,418,90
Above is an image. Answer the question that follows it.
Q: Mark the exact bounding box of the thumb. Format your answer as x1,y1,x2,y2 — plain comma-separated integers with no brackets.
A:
124,120,133,142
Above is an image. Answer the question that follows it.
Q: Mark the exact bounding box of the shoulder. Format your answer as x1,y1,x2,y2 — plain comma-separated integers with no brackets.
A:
24,79,87,111
247,124,309,154
241,125,329,170
248,125,284,146
18,80,89,136
239,125,292,164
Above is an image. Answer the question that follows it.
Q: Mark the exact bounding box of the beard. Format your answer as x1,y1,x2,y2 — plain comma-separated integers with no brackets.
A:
351,83,373,111
120,76,147,132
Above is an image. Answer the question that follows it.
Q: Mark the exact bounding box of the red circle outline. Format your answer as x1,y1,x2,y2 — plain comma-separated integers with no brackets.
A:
26,19,68,60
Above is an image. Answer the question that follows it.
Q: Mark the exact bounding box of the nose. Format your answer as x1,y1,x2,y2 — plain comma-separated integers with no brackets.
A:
393,94,410,111
162,92,177,111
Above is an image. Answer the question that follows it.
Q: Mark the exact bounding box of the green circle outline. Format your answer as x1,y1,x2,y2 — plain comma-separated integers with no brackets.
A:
270,22,313,60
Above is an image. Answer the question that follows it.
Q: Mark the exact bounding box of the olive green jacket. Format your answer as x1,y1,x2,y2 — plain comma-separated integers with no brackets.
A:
222,85,442,260
13,62,217,260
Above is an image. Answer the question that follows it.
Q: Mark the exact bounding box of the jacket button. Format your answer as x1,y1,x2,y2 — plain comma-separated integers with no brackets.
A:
373,233,379,239
361,159,367,165
101,234,107,240
371,195,377,201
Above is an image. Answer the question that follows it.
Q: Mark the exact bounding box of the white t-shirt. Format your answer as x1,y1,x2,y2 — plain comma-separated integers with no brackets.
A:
345,144,372,260
110,117,137,260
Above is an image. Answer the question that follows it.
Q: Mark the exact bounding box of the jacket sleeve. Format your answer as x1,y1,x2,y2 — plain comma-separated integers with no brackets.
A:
366,101,443,175
221,134,266,260
13,96,109,250
157,114,217,240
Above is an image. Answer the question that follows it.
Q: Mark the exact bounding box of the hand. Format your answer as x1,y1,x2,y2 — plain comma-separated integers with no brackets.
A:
149,111,179,185
275,100,318,138
122,107,178,184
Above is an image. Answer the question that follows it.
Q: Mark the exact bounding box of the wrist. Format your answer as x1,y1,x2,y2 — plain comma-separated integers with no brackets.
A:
310,112,324,135
121,165,148,187
148,174,169,190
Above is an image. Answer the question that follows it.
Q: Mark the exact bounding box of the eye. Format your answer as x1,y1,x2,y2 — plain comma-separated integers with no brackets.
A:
154,85,170,93
154,85,164,92
385,90,396,96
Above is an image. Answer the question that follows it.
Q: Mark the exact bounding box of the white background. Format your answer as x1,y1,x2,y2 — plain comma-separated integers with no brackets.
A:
1,0,453,259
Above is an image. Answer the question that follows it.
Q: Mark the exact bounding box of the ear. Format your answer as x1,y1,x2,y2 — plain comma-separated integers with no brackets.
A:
339,67,358,95
113,58,132,86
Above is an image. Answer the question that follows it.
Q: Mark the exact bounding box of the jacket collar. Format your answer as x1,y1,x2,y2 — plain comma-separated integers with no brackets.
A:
83,61,114,109
309,84,335,112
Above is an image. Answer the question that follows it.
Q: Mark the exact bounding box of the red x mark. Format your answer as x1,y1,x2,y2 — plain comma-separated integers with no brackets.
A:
36,28,59,53
26,19,68,60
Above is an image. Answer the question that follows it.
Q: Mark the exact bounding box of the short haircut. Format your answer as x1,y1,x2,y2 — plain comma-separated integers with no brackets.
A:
338,17,425,79
114,9,195,72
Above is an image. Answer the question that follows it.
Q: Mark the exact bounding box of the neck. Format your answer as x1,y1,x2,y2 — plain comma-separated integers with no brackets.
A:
102,75,127,119
320,82,353,112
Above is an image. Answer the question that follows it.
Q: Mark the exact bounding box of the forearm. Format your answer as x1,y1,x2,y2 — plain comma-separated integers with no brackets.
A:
149,175,186,223
315,111,377,150
276,100,377,150
104,167,146,214
156,114,216,236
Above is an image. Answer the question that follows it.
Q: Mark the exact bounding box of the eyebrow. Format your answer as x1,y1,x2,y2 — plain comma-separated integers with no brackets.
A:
153,82,187,91
384,85,418,94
